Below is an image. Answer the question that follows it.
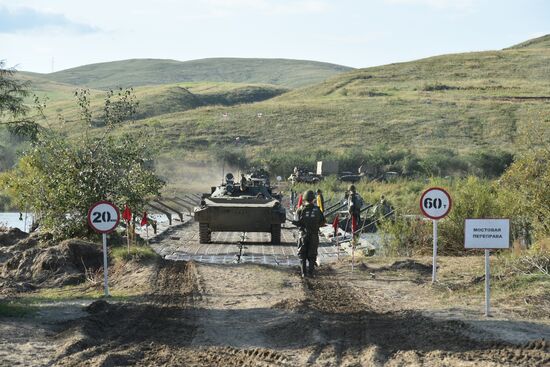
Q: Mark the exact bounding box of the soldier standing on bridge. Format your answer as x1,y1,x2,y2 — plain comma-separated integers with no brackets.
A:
347,184,363,236
293,190,326,278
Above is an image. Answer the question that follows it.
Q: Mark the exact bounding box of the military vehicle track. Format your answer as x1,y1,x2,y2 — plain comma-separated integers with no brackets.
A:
52,258,549,366
150,221,341,266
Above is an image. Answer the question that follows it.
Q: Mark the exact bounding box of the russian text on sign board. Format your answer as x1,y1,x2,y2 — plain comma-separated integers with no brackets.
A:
464,219,510,249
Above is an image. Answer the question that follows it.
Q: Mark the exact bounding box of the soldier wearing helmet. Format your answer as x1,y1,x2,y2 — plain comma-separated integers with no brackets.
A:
293,189,326,277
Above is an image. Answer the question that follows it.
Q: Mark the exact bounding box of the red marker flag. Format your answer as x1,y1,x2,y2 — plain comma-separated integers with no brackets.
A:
296,194,303,209
122,205,132,222
332,215,339,235
140,211,148,227
351,215,358,234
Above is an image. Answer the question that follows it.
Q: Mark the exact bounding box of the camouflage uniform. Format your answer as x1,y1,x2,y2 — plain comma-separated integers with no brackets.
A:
294,191,325,277
347,185,362,232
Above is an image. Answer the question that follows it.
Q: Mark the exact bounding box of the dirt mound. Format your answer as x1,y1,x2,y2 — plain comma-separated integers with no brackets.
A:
381,259,433,274
0,279,37,295
266,274,550,366
0,227,28,246
55,260,199,367
1,238,102,286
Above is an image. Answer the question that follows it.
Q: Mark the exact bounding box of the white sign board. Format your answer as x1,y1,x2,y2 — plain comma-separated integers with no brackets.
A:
87,201,120,233
464,219,510,249
420,187,451,220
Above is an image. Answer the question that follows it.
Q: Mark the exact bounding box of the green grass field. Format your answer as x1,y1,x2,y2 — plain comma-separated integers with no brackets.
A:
2,35,550,194
22,57,353,90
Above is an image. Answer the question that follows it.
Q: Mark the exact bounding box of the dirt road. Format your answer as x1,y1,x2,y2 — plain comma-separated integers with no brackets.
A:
2,223,549,366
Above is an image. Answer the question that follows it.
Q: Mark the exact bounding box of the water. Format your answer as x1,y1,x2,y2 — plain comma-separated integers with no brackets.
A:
0,212,169,233
0,212,34,232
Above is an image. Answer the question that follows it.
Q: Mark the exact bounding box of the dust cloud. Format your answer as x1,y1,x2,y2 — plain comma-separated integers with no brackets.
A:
155,157,241,194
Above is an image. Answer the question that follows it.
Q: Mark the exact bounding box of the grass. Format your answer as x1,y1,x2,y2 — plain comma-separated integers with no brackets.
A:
22,58,353,89
0,301,37,317
4,35,550,196
111,245,159,262
19,285,144,304
109,42,550,181
30,81,289,128
433,251,550,318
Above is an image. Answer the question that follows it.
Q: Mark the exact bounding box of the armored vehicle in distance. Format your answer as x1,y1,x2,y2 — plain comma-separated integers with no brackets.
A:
287,167,323,185
194,172,286,244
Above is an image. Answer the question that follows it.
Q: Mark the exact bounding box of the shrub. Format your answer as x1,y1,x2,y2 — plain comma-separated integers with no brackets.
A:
380,216,432,256
0,89,164,240
466,150,514,178
111,245,158,262
439,176,502,254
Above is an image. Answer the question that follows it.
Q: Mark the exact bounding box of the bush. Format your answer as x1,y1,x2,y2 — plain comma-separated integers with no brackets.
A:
380,216,432,256
111,245,158,262
439,176,502,254
0,89,164,240
466,150,514,178
498,149,550,242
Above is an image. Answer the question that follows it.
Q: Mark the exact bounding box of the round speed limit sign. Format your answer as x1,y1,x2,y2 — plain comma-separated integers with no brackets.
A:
87,201,120,233
420,187,451,220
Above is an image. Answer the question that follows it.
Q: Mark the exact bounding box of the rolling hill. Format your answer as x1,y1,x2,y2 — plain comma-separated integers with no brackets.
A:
105,35,550,175
23,58,353,90
505,33,550,49
6,35,550,180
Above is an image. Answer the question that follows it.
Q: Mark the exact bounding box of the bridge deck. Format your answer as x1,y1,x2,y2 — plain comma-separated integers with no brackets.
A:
150,221,342,266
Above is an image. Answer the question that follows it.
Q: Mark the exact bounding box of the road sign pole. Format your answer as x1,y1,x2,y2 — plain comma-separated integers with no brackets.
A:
432,219,438,283
102,233,110,297
485,249,490,317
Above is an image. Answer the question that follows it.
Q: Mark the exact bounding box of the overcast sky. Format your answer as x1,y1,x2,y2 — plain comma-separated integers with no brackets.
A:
1,0,548,73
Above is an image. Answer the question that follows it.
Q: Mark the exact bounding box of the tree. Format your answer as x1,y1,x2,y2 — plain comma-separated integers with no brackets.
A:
498,149,550,242
0,60,42,139
1,88,164,239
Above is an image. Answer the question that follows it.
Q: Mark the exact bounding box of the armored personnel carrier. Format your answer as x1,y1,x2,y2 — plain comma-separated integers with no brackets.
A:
194,172,286,244
287,167,322,184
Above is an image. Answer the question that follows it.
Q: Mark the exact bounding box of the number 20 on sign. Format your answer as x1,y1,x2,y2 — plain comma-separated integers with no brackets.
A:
420,187,452,283
88,201,120,296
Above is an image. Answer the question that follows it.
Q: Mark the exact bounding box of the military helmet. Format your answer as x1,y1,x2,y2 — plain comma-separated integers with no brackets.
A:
348,184,356,192
304,190,315,202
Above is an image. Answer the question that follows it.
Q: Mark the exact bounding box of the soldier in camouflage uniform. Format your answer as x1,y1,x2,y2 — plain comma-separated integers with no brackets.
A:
293,190,326,277
347,184,362,233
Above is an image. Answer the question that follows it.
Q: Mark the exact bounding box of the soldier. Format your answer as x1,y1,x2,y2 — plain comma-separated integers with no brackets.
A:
374,195,394,221
293,190,326,278
347,184,362,234
240,173,248,192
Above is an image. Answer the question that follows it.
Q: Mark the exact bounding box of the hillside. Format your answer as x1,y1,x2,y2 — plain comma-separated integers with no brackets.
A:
506,34,550,49
7,35,550,181
26,58,353,89
109,36,548,156
37,82,288,127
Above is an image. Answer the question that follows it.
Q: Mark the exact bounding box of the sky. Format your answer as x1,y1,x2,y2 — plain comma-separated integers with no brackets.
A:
1,0,548,73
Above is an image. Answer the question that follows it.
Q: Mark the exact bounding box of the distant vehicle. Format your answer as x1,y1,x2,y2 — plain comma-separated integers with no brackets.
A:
337,172,366,183
288,167,323,184
194,172,286,244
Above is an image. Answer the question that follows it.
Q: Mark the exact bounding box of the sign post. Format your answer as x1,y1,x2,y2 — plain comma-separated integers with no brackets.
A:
87,201,120,297
420,187,452,283
465,218,510,317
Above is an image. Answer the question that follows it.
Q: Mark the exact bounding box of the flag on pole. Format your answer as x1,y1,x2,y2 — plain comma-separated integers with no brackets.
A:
140,211,148,227
332,215,339,235
351,215,358,234
122,205,132,222
296,194,303,209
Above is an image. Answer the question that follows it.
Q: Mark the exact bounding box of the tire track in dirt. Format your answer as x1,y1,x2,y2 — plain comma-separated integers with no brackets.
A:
52,256,549,366
54,260,199,366
279,267,550,366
